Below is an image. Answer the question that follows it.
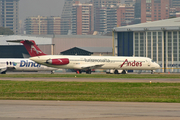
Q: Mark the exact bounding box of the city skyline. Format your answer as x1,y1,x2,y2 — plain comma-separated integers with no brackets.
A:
2,0,180,35
19,0,90,21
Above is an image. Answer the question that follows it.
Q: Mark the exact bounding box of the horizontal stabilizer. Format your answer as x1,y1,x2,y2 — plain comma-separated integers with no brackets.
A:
6,40,34,45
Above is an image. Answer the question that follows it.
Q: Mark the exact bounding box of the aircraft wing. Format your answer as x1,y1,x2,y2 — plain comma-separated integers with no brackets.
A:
7,67,16,70
0,67,7,73
79,64,104,70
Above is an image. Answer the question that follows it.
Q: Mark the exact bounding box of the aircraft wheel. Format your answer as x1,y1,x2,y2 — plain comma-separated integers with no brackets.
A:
114,70,119,74
122,70,127,74
86,70,91,74
51,70,54,74
151,70,154,74
1,71,7,74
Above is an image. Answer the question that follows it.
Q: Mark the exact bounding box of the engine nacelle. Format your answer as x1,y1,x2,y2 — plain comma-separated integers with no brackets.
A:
46,58,69,65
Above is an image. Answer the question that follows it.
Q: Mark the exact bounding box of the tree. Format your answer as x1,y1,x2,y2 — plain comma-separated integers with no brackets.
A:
0,27,14,35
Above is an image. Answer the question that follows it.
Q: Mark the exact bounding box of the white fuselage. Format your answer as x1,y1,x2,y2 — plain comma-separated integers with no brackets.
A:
30,55,160,70
0,58,57,73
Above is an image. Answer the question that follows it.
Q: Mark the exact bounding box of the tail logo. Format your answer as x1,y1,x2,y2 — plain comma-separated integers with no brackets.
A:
13,62,17,66
120,59,142,68
58,59,63,63
31,45,43,54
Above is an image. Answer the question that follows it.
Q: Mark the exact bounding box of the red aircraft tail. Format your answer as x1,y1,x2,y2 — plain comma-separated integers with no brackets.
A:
7,40,47,57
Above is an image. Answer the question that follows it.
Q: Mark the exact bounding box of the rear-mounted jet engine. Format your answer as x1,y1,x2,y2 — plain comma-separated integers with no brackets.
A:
46,58,69,65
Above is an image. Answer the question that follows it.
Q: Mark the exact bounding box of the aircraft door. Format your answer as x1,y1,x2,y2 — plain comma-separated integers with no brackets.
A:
147,60,151,66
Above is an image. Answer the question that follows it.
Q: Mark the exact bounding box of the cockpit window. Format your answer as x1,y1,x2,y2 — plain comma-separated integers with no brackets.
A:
151,60,154,62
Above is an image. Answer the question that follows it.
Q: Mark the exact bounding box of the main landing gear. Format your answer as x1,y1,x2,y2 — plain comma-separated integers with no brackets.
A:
86,69,91,74
76,69,91,74
106,69,127,74
51,70,55,74
151,70,154,74
76,70,82,74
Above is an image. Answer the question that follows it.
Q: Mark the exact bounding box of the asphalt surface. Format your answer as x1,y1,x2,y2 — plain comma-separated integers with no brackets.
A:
0,77,180,83
0,100,180,120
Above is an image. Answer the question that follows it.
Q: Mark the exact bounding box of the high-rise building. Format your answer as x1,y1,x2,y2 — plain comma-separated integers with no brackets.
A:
25,16,48,35
0,1,2,27
117,5,126,26
169,0,180,8
0,0,19,34
96,5,118,33
124,4,134,24
48,16,61,35
90,0,121,31
60,0,75,35
169,0,180,16
72,1,94,35
98,6,108,33
25,16,61,35
135,0,169,23
125,0,135,5
96,4,134,33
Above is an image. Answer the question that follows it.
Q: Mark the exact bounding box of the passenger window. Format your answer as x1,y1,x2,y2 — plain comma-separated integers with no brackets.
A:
6,62,8,65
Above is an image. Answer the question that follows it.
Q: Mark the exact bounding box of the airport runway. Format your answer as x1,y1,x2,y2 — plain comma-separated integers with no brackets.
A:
0,100,180,120
0,77,180,83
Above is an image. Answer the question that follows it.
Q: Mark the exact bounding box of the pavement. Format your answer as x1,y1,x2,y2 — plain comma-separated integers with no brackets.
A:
0,77,180,83
0,100,180,120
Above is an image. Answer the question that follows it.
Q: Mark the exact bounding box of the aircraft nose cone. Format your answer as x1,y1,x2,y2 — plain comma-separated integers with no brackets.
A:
156,63,160,69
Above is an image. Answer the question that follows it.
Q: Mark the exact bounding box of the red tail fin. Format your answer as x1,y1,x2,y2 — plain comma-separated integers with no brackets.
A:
20,40,47,57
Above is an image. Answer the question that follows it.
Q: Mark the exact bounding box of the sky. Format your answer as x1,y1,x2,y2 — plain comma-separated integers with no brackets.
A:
19,0,89,21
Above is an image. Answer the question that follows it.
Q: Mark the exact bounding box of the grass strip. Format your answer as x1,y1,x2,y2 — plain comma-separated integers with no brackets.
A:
0,81,180,103
0,74,180,78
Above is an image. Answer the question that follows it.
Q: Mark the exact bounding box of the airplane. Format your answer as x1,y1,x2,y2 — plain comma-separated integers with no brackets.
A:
0,58,57,74
7,40,160,74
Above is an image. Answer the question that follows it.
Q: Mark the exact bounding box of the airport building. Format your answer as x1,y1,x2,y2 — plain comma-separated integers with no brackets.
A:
0,35,112,58
113,17,180,73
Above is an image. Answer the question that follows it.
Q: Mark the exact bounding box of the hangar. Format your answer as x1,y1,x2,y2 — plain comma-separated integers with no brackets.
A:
0,35,52,58
0,35,112,58
113,17,180,73
0,45,29,58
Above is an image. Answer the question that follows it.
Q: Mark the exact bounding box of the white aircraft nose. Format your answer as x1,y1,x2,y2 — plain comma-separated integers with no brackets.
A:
156,63,160,69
